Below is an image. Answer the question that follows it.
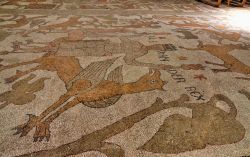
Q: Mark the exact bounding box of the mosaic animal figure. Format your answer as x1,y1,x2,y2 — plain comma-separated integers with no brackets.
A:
37,16,81,31
13,58,166,142
197,29,242,44
0,37,170,84
155,15,230,33
180,41,250,74
0,15,46,29
1,55,82,83
54,37,168,68
0,74,48,109
0,35,206,85
155,15,210,29
173,28,241,44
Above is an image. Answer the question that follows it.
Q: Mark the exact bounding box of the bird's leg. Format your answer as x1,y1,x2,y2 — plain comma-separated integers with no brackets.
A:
13,94,72,139
45,98,80,123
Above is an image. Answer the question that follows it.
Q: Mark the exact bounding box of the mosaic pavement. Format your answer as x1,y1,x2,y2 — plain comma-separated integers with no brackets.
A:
0,0,250,157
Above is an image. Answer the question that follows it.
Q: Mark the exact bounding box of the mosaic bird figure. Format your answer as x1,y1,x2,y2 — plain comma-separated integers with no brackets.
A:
13,58,166,142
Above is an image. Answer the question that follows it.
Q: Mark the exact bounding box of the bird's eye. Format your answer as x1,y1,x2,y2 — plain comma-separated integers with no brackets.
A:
150,80,157,84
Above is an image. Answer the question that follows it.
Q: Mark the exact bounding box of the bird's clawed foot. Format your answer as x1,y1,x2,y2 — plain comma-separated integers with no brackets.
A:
13,114,51,142
33,121,51,142
13,114,39,137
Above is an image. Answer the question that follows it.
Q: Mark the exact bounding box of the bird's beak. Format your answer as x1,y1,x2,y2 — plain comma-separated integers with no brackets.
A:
160,88,166,91
160,81,168,91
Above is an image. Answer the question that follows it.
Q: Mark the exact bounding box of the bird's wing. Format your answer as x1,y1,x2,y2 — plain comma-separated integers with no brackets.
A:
83,65,124,108
66,57,118,90
106,65,123,83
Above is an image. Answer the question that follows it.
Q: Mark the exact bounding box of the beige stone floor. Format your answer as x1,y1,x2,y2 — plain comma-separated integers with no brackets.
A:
0,0,250,157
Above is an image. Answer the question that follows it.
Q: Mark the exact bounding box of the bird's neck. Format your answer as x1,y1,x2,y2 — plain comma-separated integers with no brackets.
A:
121,82,147,94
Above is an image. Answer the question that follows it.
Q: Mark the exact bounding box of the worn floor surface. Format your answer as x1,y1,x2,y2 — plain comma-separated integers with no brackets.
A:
0,0,250,157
